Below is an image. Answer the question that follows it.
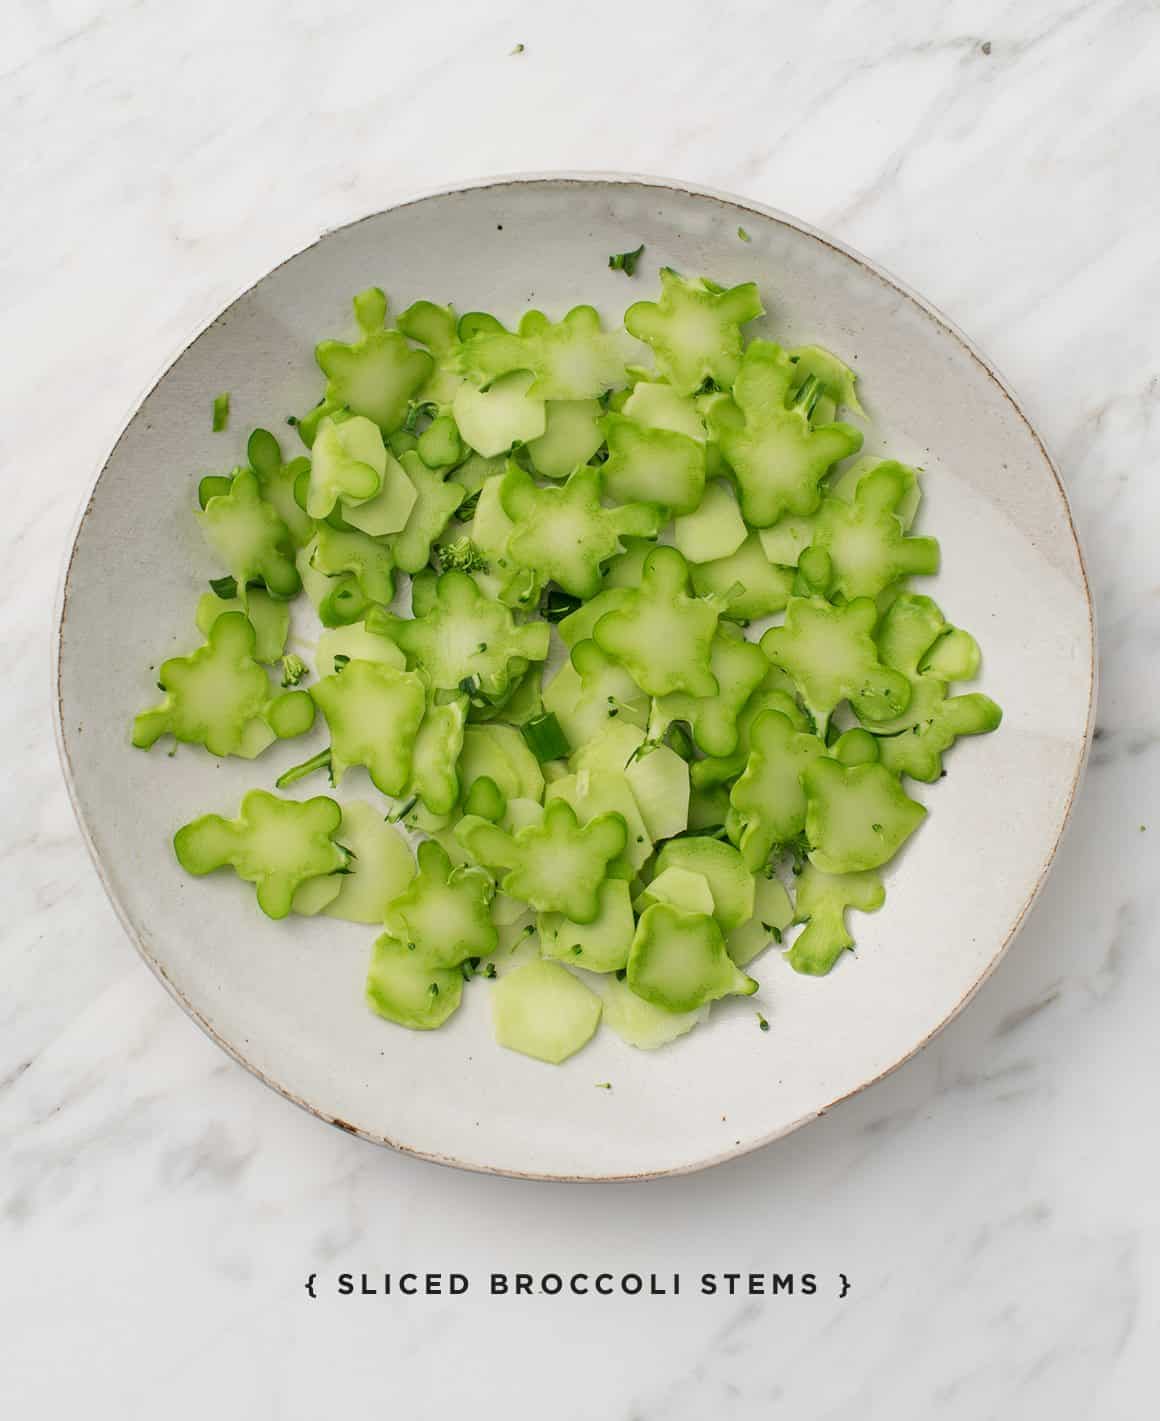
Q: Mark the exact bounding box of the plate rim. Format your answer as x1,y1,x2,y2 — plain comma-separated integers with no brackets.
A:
52,170,1097,1182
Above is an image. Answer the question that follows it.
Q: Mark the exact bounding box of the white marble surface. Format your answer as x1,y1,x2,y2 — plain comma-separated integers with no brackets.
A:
2,0,1156,1414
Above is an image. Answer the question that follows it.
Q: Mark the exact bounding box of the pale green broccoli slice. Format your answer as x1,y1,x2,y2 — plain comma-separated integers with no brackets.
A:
639,865,716,917
195,586,288,664
337,448,418,538
802,757,926,873
593,973,709,1050
593,546,719,698
457,723,545,805
409,692,468,815
542,638,650,747
491,961,602,1064
555,586,633,648
707,341,863,526
527,398,605,479
366,933,463,1030
305,414,386,520
540,878,635,973
789,344,864,422
621,378,707,441
314,288,433,434
599,412,706,514
369,569,548,698
760,596,911,735
391,450,465,574
452,371,546,457
726,873,794,967
653,836,755,933
133,611,312,758
728,709,828,871
654,626,769,757
384,839,497,968
310,658,426,795
396,298,458,354
317,800,415,925
545,769,651,872
199,468,300,600
247,427,315,546
173,789,347,919
624,268,763,395
787,862,885,975
757,514,819,568
673,480,747,563
456,798,627,923
878,694,1003,781
832,727,880,766
806,462,940,600
311,523,396,607
690,533,795,621
499,464,662,599
416,414,463,469
458,305,627,400
627,904,757,1013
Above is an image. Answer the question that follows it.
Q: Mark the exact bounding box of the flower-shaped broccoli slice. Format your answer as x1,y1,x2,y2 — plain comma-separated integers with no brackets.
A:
728,709,828,872
456,798,627,924
391,450,466,574
626,903,757,1013
365,934,464,1030
384,839,497,968
599,412,706,514
458,305,628,401
624,269,763,395
246,427,315,547
806,462,940,600
786,862,885,976
310,658,426,796
305,415,387,519
707,341,863,527
311,523,396,607
314,288,433,434
199,468,301,601
654,627,769,757
801,757,927,874
173,788,347,919
593,545,719,698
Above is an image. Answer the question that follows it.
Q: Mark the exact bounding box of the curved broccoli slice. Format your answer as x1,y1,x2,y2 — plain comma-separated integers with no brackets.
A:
599,412,706,514
760,596,911,735
457,305,627,400
787,862,885,975
527,398,605,479
310,658,427,796
499,464,662,600
452,371,547,458
542,638,650,747
314,288,433,434
456,797,627,924
707,341,863,527
311,523,396,607
806,462,940,600
654,627,769,757
491,961,602,1063
384,839,497,968
802,757,926,874
625,268,763,395
627,903,757,1013
246,428,315,547
689,533,795,621
407,692,468,816
174,789,347,919
728,709,828,871
370,570,548,698
365,933,464,1030
593,545,719,699
199,468,300,601
389,450,465,573
788,345,864,421
305,415,387,520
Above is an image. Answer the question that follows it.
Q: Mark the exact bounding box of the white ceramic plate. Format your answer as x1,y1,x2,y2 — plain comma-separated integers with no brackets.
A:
55,175,1094,1180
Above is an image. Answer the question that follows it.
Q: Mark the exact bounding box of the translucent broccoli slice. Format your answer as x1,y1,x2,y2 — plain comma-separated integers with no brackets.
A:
384,839,497,968
314,622,405,676
627,903,757,1013
526,398,605,479
365,933,463,1030
757,514,818,568
195,587,288,665
305,415,387,520
391,450,465,574
500,464,662,600
726,873,794,967
760,596,911,735
594,973,709,1050
491,961,602,1063
310,658,426,796
546,769,652,871
624,268,763,395
593,546,719,698
338,447,418,537
246,427,315,547
599,413,706,514
639,865,716,917
728,709,828,872
802,758,927,874
311,523,396,607
788,344,864,420
673,479,747,563
456,798,627,923
654,836,755,933
707,341,863,527
173,789,346,919
415,414,463,469
556,586,634,648
806,462,940,600
370,569,548,698
453,371,546,458
133,611,308,758
787,862,885,975
409,692,467,815
540,878,635,973
542,638,650,747
655,627,768,757
199,468,300,601
690,533,795,621
457,723,545,805
315,288,433,434
320,801,415,925
458,305,627,400
621,378,707,441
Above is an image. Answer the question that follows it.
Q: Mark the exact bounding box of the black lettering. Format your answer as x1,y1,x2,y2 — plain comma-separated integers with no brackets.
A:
801,1273,817,1295
571,1275,589,1295
338,1274,353,1296
723,1272,741,1295
748,1273,765,1295
360,1274,377,1295
701,1273,717,1295
541,1274,562,1296
399,1274,416,1296
622,1274,642,1295
450,1274,469,1295
595,1274,613,1295
771,1274,793,1295
514,1274,532,1295
491,1274,508,1295
426,1274,441,1295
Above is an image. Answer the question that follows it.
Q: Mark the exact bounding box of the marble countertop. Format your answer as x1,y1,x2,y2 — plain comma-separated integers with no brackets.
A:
4,1,1157,1415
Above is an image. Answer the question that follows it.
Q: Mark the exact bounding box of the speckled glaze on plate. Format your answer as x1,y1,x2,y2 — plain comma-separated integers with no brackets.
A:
54,174,1094,1181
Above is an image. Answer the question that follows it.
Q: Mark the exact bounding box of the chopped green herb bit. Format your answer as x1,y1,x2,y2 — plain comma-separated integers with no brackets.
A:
757,1013,770,1032
608,244,645,277
737,226,751,242
212,393,230,432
